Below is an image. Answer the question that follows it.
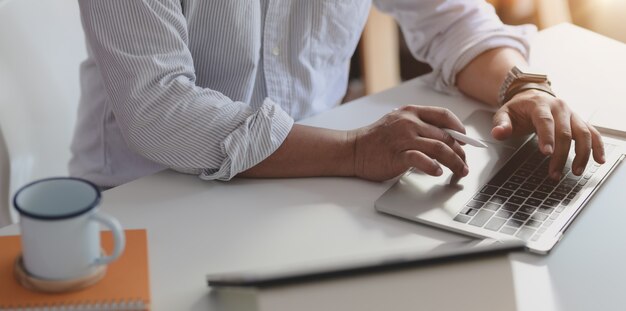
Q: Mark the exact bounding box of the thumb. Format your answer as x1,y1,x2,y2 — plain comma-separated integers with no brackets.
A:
492,108,513,140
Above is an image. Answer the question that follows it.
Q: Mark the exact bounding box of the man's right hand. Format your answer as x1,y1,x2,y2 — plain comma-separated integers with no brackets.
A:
350,105,469,181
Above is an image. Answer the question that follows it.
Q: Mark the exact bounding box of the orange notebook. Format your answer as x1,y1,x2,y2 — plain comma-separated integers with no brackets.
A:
0,229,151,310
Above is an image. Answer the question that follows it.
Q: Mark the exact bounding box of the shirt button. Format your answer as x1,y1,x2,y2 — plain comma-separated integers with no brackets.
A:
271,46,280,56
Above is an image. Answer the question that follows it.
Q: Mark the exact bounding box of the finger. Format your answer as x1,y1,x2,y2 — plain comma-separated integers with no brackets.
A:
492,107,513,140
530,103,556,155
415,121,466,162
570,113,592,175
410,106,466,134
401,150,443,176
409,138,469,177
548,103,572,180
588,123,606,164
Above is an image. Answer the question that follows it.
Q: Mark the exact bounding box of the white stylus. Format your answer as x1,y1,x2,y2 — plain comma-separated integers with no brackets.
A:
443,129,488,148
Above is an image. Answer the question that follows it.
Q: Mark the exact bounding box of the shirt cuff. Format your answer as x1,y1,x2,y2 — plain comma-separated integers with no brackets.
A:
198,98,294,181
424,24,537,95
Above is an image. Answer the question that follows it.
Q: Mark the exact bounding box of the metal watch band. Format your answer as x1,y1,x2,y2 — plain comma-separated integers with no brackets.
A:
502,82,556,104
498,66,552,105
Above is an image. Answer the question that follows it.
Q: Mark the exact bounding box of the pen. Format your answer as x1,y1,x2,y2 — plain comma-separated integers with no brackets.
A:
443,129,488,148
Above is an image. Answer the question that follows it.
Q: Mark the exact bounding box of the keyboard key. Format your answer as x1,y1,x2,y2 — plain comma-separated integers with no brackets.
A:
503,182,520,190
516,227,536,241
495,210,513,219
469,210,495,227
550,213,560,220
483,202,501,211
543,178,559,186
556,205,566,213
467,208,478,216
502,203,520,212
525,220,542,228
508,196,525,205
531,212,549,221
506,219,524,228
556,185,573,193
549,192,566,200
516,169,532,177
519,205,537,214
467,200,485,209
584,173,592,179
473,194,491,202
531,191,548,200
521,182,538,191
562,199,571,206
525,198,542,207
579,179,588,185
496,189,514,197
528,176,544,184
500,226,518,235
537,185,554,193
515,189,532,197
513,212,530,221
538,206,554,214
489,196,507,205
454,214,471,223
480,185,499,195
567,192,576,199
543,199,559,207
510,176,525,184
485,217,507,231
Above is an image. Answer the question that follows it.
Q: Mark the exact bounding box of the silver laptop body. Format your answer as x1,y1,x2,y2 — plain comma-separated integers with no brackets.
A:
375,110,624,254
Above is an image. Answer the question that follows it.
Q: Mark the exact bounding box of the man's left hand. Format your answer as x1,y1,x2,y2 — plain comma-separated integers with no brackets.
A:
491,90,605,180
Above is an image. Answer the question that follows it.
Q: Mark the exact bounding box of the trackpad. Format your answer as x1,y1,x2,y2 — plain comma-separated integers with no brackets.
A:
376,110,527,218
463,109,527,149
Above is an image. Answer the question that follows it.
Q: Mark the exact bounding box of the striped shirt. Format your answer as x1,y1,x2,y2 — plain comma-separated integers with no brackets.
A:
70,0,535,187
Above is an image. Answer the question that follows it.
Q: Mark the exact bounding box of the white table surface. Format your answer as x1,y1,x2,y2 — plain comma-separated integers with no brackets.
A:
2,24,626,311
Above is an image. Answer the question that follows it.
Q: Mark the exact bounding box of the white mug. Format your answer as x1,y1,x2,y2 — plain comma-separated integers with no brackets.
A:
13,177,125,280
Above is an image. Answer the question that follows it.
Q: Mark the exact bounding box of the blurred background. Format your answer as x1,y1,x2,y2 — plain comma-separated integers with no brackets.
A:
345,0,626,101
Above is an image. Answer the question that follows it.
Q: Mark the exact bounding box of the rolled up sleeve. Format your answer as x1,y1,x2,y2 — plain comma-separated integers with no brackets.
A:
373,0,536,93
79,0,293,181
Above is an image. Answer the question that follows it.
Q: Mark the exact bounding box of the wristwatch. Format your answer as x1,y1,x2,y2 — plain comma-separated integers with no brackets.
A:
498,66,555,105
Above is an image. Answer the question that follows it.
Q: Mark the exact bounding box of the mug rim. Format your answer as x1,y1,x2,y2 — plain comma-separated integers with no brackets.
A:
13,177,101,220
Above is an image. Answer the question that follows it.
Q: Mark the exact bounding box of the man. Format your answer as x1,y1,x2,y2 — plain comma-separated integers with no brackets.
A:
71,0,604,188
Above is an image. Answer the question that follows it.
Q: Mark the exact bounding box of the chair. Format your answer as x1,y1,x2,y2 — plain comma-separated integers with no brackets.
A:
359,6,401,95
0,0,86,226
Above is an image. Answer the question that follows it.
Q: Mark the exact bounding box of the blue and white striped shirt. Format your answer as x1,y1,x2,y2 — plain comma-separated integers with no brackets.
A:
70,0,534,187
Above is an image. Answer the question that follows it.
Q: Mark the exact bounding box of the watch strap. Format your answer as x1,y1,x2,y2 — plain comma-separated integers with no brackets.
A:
502,82,556,104
498,66,553,105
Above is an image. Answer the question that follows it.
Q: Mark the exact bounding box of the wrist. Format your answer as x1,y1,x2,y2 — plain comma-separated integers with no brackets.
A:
503,81,555,104
499,66,554,105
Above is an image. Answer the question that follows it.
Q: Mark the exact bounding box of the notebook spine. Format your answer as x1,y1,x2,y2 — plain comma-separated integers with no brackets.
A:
1,299,148,311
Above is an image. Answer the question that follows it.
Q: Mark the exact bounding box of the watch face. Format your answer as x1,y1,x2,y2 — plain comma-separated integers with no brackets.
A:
514,66,549,81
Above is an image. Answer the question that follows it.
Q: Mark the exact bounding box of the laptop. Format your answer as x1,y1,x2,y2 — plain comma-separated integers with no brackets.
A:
375,110,625,254
206,238,524,287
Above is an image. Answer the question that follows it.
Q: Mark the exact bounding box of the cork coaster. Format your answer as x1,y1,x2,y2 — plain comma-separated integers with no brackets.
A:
14,254,107,293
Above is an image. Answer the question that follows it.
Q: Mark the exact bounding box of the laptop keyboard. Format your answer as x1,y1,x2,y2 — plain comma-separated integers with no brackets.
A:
454,138,615,242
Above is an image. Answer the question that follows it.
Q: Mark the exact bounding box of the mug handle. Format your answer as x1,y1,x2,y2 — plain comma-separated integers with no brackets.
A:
90,211,126,265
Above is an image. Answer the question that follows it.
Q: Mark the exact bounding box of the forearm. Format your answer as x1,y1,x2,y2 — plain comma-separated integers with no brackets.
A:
239,124,355,178
456,47,528,107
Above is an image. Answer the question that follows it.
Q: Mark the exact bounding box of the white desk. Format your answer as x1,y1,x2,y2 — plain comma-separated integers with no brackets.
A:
2,24,626,311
